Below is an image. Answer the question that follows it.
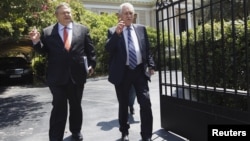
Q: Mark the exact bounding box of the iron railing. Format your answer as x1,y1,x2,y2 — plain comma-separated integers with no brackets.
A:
156,0,250,112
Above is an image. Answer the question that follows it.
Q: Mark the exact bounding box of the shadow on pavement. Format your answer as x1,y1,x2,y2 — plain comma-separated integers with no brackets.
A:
153,129,188,141
96,119,119,131
95,114,140,132
0,95,47,128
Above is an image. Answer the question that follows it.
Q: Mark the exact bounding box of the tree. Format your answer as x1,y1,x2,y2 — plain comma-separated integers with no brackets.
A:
0,0,48,41
200,0,250,23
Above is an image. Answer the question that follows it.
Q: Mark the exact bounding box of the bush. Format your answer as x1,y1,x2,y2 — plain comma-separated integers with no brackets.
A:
32,55,47,81
181,20,250,90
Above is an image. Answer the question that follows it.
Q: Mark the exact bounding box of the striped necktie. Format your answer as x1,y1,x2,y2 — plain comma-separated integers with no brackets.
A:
127,27,137,69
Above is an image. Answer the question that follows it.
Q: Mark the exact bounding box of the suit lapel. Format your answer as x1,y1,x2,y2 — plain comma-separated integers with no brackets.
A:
120,32,127,60
51,23,64,48
132,24,143,53
71,23,78,50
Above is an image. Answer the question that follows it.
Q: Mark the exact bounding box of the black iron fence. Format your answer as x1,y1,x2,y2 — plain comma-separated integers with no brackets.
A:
156,0,250,140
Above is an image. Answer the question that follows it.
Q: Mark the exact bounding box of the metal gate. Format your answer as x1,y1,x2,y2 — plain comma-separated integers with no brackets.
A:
155,0,250,141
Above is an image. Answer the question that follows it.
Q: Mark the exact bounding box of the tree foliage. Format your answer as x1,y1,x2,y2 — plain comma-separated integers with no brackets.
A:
0,0,46,40
200,0,250,23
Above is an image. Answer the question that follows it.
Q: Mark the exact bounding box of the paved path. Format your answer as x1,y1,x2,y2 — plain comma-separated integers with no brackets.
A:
0,72,189,141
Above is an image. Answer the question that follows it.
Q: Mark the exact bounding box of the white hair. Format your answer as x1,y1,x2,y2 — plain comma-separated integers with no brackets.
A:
118,2,135,15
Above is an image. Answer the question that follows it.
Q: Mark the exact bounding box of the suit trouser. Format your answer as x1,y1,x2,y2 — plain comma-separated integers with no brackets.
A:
129,85,136,107
115,64,153,139
48,80,84,141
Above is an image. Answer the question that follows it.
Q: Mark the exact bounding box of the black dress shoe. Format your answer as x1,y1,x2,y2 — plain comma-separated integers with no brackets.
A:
121,134,129,141
72,133,83,141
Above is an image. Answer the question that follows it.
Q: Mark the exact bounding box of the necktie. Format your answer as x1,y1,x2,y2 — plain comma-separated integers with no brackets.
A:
63,26,70,51
127,27,137,69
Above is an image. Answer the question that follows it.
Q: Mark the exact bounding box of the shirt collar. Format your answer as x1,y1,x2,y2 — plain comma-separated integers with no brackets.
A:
59,22,73,30
127,24,133,30
123,24,134,32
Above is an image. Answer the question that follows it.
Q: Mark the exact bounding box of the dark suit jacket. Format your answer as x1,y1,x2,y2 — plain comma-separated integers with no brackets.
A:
33,22,96,86
105,24,155,85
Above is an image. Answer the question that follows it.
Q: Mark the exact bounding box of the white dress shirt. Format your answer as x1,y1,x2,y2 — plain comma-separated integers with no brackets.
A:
123,25,142,66
58,22,72,46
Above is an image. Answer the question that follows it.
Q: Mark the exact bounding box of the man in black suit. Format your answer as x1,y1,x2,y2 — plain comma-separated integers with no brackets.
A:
105,2,155,141
29,2,96,141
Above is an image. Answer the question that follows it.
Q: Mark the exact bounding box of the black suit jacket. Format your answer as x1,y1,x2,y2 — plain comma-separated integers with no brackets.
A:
33,22,96,86
105,24,155,85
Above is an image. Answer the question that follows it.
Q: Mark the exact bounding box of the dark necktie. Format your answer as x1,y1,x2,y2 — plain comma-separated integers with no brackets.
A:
63,26,70,51
127,27,137,69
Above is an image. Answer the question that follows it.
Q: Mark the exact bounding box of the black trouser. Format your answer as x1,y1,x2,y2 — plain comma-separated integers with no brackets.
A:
49,80,84,141
129,85,136,107
115,64,153,139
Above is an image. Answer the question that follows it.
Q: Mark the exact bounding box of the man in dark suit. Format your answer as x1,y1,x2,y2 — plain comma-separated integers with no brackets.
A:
105,2,155,141
29,2,96,141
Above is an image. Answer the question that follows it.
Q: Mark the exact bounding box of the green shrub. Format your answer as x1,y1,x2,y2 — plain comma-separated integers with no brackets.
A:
182,20,250,91
32,55,47,80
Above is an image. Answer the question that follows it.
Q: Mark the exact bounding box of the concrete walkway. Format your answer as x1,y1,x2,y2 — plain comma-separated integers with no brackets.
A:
0,72,189,141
